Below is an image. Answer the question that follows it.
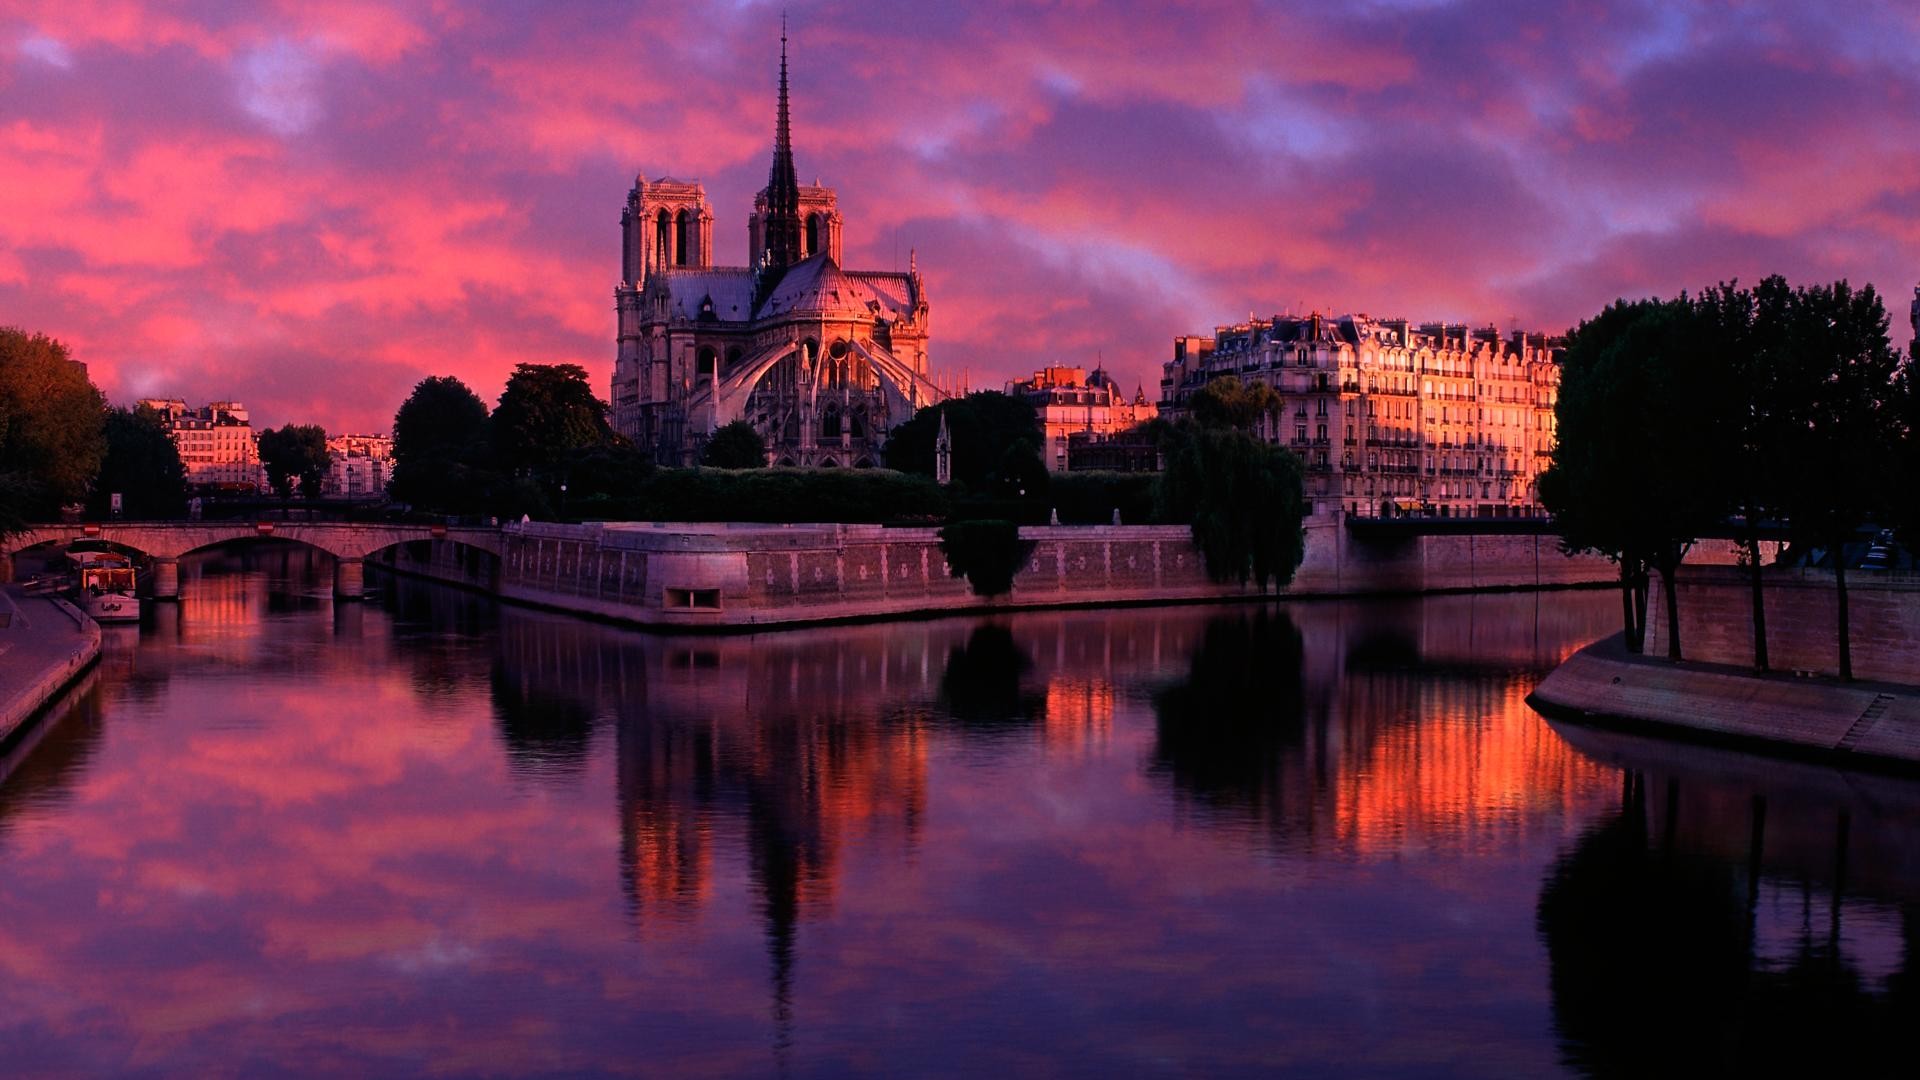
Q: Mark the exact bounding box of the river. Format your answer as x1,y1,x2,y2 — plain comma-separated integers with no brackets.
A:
0,543,1914,1077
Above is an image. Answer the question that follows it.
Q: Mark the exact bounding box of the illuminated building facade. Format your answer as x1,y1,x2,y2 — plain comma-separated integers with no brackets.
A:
139,398,266,492
610,31,943,466
1005,366,1156,472
1160,314,1562,518
321,433,393,498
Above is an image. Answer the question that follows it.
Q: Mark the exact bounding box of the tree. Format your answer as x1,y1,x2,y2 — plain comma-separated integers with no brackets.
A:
87,405,187,519
0,327,106,520
391,375,495,513
992,437,1049,501
886,391,1042,489
1149,376,1303,590
1156,424,1307,591
1771,280,1904,680
490,363,615,473
394,375,489,463
1704,277,1794,671
1187,376,1282,433
701,421,767,468
257,424,331,499
1896,322,1920,558
1541,297,1725,658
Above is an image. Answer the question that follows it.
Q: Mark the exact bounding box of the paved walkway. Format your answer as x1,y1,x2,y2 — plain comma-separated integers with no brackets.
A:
1530,633,1920,769
0,586,100,747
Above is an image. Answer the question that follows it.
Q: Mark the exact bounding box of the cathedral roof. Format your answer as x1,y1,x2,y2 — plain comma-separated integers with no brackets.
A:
755,254,914,320
651,267,757,321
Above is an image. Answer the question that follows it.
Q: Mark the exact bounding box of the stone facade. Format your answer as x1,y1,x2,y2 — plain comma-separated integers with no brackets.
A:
611,31,943,467
488,519,1618,629
1160,315,1562,519
139,398,266,492
1006,366,1156,472
321,433,392,498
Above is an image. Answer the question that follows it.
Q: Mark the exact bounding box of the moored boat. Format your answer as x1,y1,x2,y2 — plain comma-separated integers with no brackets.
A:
68,550,141,623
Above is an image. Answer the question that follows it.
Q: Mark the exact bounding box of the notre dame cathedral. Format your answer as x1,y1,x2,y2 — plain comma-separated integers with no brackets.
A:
610,29,946,466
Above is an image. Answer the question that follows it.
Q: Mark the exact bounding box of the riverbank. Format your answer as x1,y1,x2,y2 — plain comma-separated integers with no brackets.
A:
1529,633,1920,771
0,586,101,748
471,520,1620,630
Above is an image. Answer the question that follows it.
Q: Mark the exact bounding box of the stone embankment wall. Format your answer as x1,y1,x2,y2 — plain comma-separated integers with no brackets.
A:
487,519,1618,629
1647,566,1920,685
0,589,101,746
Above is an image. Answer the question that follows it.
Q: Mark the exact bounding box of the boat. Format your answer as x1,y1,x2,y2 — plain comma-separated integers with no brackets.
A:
68,550,141,623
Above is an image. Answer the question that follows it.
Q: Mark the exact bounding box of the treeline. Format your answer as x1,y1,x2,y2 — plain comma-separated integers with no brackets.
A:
1542,275,1919,678
391,365,650,520
877,381,1306,595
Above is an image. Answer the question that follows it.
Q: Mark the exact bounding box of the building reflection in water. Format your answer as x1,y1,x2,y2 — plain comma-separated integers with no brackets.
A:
484,590,1628,1049
1149,595,1619,856
1539,723,1920,1076
17,547,1917,1074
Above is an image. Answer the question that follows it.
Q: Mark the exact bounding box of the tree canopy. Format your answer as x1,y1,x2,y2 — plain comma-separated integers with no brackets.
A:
1151,377,1306,591
0,327,105,521
490,363,615,472
394,375,489,463
700,420,767,468
1543,276,1911,674
1157,424,1307,590
88,405,187,519
257,424,330,499
886,391,1042,489
1542,296,1728,657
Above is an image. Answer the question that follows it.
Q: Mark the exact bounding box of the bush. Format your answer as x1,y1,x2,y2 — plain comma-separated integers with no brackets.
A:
568,467,950,524
1048,471,1160,525
938,519,1034,597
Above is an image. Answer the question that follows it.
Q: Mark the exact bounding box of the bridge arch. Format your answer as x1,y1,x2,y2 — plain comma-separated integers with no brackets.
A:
3,522,502,600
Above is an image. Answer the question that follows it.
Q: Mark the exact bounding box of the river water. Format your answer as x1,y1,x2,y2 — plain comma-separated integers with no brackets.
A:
1,544,1915,1077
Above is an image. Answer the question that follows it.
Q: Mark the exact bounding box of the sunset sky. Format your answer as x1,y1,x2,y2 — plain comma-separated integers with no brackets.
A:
3,0,1917,433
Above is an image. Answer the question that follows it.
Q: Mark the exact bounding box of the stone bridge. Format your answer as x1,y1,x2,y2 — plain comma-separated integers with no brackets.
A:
5,522,503,598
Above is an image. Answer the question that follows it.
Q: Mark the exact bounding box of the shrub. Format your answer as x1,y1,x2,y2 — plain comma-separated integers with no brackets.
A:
938,518,1034,597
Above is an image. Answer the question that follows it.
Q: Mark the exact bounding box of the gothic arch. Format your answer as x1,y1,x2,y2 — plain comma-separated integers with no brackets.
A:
655,208,671,265
674,209,691,266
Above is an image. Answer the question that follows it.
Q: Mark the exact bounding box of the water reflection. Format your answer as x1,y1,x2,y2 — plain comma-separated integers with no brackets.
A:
8,549,1912,1075
1541,723,1920,1076
1151,608,1308,825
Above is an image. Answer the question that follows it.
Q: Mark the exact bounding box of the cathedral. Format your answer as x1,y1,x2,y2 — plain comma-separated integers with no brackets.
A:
610,30,944,466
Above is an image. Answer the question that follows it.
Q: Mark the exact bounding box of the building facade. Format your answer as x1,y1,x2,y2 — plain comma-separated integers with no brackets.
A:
610,31,944,467
1005,366,1156,472
321,434,393,499
139,399,265,492
1160,314,1561,519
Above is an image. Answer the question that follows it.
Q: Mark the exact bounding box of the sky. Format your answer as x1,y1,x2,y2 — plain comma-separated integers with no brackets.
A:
3,0,1918,434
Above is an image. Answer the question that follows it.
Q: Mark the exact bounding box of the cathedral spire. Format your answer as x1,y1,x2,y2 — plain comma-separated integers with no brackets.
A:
761,17,803,273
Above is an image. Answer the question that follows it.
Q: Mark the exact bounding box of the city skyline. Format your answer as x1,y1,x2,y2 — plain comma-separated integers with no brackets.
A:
4,0,1919,432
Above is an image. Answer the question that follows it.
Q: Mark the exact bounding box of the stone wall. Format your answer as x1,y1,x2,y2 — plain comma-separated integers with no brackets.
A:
492,519,1618,629
1647,565,1920,685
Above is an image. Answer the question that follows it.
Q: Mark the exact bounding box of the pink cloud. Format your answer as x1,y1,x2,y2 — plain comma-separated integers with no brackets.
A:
0,0,1915,434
